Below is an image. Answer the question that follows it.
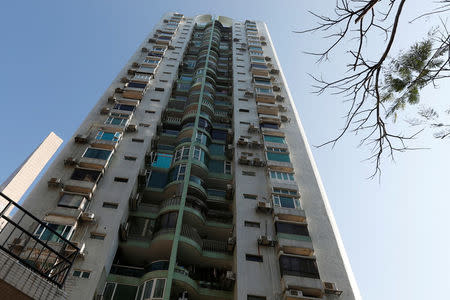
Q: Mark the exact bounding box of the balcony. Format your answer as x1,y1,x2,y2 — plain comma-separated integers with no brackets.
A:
281,274,323,298
274,206,307,223
0,192,80,289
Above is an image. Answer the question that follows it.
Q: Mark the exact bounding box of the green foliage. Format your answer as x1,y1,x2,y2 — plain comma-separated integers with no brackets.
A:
382,39,444,118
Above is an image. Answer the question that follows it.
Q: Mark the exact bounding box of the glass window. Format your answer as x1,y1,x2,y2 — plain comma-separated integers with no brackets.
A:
34,223,73,242
139,66,156,73
211,129,227,141
152,153,173,169
83,148,112,160
260,123,279,129
147,171,168,189
249,51,263,56
255,87,272,94
279,255,319,279
263,135,285,144
192,146,205,162
209,144,225,155
267,147,287,153
58,194,87,209
70,168,102,182
195,131,208,145
225,161,232,174
105,116,128,126
208,160,224,173
275,222,309,236
269,171,295,181
112,284,137,300
155,212,178,231
95,131,121,142
272,195,300,209
174,147,190,162
267,152,290,162
140,278,165,300
103,283,116,300
113,104,135,112
127,82,147,89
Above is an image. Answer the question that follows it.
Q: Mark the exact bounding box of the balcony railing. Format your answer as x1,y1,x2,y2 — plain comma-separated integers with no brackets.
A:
0,192,79,288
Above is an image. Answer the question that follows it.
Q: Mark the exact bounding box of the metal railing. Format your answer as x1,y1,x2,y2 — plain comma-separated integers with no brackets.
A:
0,192,79,288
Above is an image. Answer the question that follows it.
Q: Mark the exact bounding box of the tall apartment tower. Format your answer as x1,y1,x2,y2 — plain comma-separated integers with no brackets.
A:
8,13,360,300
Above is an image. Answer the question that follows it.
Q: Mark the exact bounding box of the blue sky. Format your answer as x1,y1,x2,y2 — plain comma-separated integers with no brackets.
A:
1,1,448,299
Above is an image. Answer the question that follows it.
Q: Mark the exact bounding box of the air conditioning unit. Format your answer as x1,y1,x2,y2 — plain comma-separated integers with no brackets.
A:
141,47,148,52
276,95,285,102
265,56,271,61
80,212,95,222
258,235,276,246
270,68,280,74
120,77,129,83
107,95,117,103
257,201,272,210
248,124,259,133
64,157,78,167
323,282,343,295
148,38,156,43
227,236,236,246
280,115,290,123
244,91,254,97
74,134,89,144
286,289,305,298
237,137,249,146
278,105,287,112
115,87,124,93
100,107,110,115
47,177,62,188
273,85,281,92
225,271,236,281
126,124,137,132
132,62,140,68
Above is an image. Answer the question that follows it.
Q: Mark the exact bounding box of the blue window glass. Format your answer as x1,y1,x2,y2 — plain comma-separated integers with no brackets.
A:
152,153,173,169
95,131,121,142
209,144,225,155
127,82,147,89
208,160,224,173
208,189,226,197
211,129,227,141
147,171,168,188
83,148,112,160
260,123,279,129
267,152,290,162
264,135,285,144
113,104,135,112
105,117,128,126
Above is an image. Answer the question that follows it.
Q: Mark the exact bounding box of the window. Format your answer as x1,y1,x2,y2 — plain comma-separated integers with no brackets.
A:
192,146,205,162
238,80,246,83
246,254,263,262
154,87,164,92
90,232,106,240
155,212,178,231
269,170,295,182
83,148,112,160
70,168,101,182
139,66,156,73
139,123,151,127
211,129,227,141
114,177,129,183
260,123,279,129
240,121,250,125
225,161,232,174
34,223,73,242
140,278,166,300
209,144,224,155
255,87,272,94
105,114,129,126
134,73,151,81
113,104,135,112
174,146,190,162
242,171,256,176
73,270,91,279
244,221,260,228
239,109,250,113
152,153,173,169
276,222,309,236
248,296,266,300
279,255,319,279
103,202,119,209
170,164,186,181
124,155,137,161
273,195,301,209
239,98,248,102
103,283,138,300
95,131,121,142
132,138,144,143
267,147,287,153
58,194,87,210
145,110,156,114
243,194,257,200
267,151,290,163
264,135,285,144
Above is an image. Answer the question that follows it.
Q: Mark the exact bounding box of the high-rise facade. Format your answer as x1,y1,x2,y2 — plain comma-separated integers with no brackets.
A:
10,13,360,300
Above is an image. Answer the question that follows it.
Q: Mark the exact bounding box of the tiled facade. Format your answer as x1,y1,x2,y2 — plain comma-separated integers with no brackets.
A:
16,13,360,300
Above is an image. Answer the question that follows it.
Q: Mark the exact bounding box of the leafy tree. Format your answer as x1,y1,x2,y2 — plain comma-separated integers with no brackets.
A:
300,0,450,177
